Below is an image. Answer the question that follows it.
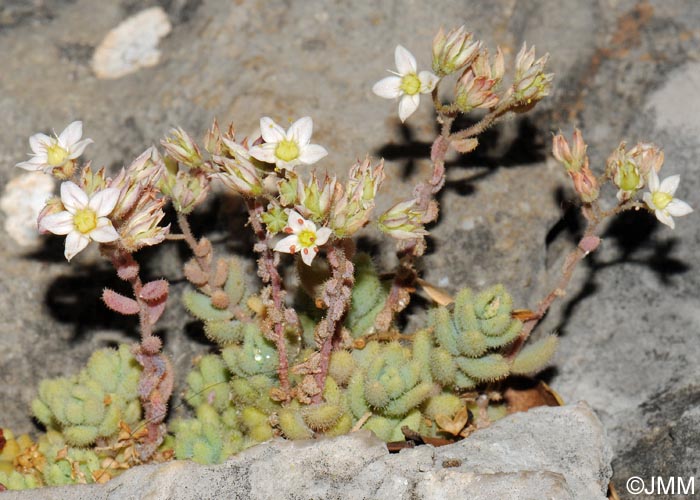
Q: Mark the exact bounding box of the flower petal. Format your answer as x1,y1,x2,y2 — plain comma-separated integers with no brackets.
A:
15,158,46,171
60,181,88,213
68,138,94,159
289,116,313,146
418,71,440,93
286,210,305,233
300,246,316,266
659,174,680,196
29,133,51,154
40,211,74,235
372,76,402,99
643,192,654,210
64,231,90,261
398,94,420,123
259,117,286,144
647,168,660,192
58,121,83,148
655,209,675,229
248,143,278,164
315,227,332,246
394,45,417,75
88,188,120,217
298,144,328,165
666,199,693,217
88,219,120,242
274,234,299,254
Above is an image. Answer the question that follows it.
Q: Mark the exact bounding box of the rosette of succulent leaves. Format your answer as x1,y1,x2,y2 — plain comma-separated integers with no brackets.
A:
3,24,691,491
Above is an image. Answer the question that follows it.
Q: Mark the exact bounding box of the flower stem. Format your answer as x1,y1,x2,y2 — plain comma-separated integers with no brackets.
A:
313,242,354,402
108,250,172,461
507,203,606,360
246,200,291,401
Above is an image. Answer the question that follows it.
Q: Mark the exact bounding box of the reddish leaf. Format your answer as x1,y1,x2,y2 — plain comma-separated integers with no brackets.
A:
115,261,139,281
146,296,167,325
450,137,479,154
102,288,140,315
140,279,169,301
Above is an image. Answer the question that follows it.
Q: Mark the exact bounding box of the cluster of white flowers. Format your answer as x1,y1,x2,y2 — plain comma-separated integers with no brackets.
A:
16,122,120,260
13,37,694,265
248,117,332,265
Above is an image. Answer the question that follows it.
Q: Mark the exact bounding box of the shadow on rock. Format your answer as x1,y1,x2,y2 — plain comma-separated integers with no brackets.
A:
546,201,691,336
375,114,547,185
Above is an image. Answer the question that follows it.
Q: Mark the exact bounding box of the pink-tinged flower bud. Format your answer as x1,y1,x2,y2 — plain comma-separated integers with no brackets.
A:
109,147,166,220
472,47,505,83
117,194,170,251
569,166,599,203
329,158,384,237
347,156,385,208
37,196,64,234
455,70,499,112
203,119,223,155
512,43,553,107
628,142,664,177
552,129,587,172
161,170,210,214
161,127,203,168
213,155,263,197
377,199,428,240
432,26,482,77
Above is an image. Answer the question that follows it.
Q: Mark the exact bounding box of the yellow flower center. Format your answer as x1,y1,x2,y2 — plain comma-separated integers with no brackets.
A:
46,142,69,167
400,73,421,95
73,208,98,234
275,139,300,163
297,229,317,248
652,191,673,210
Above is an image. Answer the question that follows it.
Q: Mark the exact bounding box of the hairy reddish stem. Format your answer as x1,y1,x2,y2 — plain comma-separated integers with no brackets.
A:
313,243,354,402
246,200,291,401
108,250,172,461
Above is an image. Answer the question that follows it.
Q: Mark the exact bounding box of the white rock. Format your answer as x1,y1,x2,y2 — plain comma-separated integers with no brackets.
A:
1,172,55,247
92,7,172,80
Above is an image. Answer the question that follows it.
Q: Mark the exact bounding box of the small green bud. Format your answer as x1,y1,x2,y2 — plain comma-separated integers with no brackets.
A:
261,204,288,236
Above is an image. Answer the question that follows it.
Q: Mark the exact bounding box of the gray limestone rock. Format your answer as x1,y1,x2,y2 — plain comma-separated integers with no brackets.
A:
1,403,611,500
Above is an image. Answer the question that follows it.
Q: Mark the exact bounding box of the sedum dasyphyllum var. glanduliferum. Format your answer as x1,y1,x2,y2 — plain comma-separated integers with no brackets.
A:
2,23,692,491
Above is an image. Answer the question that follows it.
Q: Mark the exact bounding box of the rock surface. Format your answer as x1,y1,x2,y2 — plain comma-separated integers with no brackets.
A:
0,1,698,499
1,403,612,500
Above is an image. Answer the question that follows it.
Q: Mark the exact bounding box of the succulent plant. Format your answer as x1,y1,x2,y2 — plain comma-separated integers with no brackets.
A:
171,404,243,465
428,285,556,389
31,345,141,447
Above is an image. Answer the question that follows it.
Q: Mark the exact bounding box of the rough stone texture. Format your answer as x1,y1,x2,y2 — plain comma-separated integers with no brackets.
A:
1,403,611,500
0,1,698,499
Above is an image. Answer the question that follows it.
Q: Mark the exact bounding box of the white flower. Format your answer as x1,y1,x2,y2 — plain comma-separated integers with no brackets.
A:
642,169,693,229
248,117,328,171
39,182,121,261
273,210,332,266
372,45,440,122
16,121,93,172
